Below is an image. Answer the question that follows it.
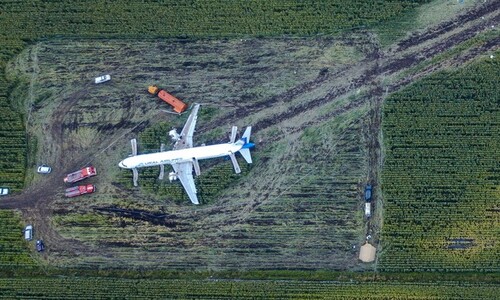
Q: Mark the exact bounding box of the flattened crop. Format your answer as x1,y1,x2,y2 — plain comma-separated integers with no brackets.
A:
7,38,371,270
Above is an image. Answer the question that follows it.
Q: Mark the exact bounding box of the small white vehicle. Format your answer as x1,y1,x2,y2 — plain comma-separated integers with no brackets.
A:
94,74,111,84
365,203,371,218
0,187,8,195
37,165,52,174
24,225,33,241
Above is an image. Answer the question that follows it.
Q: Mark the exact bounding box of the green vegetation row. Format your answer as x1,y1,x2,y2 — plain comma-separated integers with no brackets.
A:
380,55,499,272
0,278,498,299
0,210,39,273
0,0,428,191
0,71,26,191
4,0,496,297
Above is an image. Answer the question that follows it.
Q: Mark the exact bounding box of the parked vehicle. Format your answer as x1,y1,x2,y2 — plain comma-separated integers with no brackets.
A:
148,85,188,113
37,165,52,174
364,184,372,202
36,240,45,252
365,203,371,218
65,184,96,197
24,225,33,241
95,74,111,84
64,166,97,183
0,187,9,196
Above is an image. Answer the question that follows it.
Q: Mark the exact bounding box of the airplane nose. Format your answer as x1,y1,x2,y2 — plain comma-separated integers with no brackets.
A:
118,161,127,168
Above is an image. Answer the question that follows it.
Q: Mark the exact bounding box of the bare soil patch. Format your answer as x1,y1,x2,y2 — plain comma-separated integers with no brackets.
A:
1,0,497,270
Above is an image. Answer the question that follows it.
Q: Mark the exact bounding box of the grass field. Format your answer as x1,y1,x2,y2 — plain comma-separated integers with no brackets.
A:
5,38,372,270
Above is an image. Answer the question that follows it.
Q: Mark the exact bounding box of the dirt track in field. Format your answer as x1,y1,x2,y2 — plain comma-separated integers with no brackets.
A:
1,0,498,263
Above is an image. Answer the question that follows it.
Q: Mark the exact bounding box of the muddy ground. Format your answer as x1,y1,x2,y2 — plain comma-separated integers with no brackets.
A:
1,0,498,270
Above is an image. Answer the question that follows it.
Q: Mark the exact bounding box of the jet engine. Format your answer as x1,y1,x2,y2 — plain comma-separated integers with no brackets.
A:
169,129,180,141
168,172,177,182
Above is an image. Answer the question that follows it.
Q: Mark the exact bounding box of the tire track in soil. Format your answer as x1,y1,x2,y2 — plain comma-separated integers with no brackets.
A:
103,6,497,259
0,0,497,260
196,2,497,235
388,35,500,93
107,3,498,229
2,84,162,257
0,85,104,257
393,0,499,52
200,1,498,139
0,83,144,256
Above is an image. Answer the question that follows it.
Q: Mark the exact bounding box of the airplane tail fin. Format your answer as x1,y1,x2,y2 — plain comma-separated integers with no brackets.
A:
242,126,251,143
239,148,252,164
238,126,254,164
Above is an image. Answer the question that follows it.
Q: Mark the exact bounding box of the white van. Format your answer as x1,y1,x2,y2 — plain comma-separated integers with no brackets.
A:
95,75,111,84
24,225,33,241
364,203,371,218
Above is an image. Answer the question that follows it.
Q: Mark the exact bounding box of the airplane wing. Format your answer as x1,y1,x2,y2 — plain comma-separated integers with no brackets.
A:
172,162,199,205
174,104,200,150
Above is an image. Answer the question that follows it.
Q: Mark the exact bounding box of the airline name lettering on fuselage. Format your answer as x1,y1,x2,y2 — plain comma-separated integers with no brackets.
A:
138,158,184,167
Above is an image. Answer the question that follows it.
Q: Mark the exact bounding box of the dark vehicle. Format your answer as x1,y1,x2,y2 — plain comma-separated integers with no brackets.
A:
364,184,372,202
36,240,45,252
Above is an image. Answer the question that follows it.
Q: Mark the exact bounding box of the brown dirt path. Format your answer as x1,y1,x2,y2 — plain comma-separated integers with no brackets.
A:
0,0,498,261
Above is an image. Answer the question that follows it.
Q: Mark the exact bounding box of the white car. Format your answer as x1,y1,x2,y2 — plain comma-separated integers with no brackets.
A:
37,165,52,174
95,75,111,84
24,225,33,241
0,187,8,195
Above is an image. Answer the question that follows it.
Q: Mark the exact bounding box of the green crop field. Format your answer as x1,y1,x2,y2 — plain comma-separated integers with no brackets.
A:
380,55,499,272
0,211,39,273
0,278,498,299
0,0,499,298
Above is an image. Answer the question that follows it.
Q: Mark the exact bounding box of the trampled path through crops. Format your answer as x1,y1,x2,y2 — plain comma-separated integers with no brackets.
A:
1,0,498,267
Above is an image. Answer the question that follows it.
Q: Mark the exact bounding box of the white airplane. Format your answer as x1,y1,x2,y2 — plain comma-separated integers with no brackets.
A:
118,104,254,204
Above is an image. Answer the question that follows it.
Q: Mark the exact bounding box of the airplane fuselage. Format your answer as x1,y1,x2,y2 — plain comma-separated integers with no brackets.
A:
119,142,243,169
